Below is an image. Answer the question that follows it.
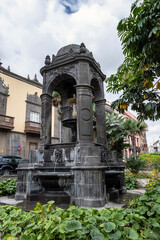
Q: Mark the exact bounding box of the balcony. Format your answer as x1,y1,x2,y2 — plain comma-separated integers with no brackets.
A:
25,121,41,134
0,114,14,130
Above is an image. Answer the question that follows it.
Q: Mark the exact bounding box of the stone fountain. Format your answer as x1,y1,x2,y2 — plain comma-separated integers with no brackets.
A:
15,43,126,207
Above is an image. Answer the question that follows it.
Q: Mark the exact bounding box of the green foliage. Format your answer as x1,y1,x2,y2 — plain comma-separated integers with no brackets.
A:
139,153,160,171
121,119,147,136
105,112,129,158
52,91,60,98
124,155,147,174
135,172,152,179
129,179,160,239
105,0,160,121
1,180,160,239
0,178,17,196
125,172,138,190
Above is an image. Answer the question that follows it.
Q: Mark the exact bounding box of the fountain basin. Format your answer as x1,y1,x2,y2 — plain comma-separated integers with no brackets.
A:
62,119,77,142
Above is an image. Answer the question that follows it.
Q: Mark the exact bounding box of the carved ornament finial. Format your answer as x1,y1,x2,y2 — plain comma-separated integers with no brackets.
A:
52,54,55,63
45,55,51,66
80,43,86,53
33,74,38,82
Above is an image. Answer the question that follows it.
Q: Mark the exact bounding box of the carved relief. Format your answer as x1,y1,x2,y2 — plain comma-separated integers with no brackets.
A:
0,77,9,115
0,77,9,95
81,108,91,121
26,92,41,105
55,149,63,164
90,67,99,80
101,149,112,162
49,65,76,77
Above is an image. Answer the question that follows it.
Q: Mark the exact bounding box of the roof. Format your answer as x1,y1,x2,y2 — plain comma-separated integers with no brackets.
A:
40,43,106,79
0,62,42,89
124,110,137,121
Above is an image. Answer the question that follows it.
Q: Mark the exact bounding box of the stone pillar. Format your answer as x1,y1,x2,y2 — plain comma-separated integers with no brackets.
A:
95,99,107,145
40,93,52,148
72,167,106,207
75,85,94,143
73,86,107,207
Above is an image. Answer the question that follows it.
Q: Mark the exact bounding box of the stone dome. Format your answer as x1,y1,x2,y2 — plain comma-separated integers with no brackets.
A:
56,43,90,56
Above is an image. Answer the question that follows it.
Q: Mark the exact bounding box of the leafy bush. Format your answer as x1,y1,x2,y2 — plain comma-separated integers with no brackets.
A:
135,172,152,179
0,178,16,196
1,179,160,239
124,155,146,174
139,153,160,171
105,112,129,158
128,179,160,239
125,172,138,189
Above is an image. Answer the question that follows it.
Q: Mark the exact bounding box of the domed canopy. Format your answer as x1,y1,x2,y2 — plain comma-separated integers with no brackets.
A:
56,43,90,56
40,43,105,78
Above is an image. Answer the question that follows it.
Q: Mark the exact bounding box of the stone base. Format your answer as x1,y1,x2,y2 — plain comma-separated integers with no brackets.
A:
15,193,27,201
27,191,71,204
72,197,106,208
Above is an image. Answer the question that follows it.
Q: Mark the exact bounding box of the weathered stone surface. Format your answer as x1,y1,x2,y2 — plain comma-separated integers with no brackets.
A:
16,44,126,207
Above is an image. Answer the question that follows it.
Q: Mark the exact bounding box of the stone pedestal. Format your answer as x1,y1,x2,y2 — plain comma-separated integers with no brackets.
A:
72,167,106,207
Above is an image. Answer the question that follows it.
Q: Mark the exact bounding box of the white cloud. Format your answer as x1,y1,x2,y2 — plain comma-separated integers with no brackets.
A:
0,0,159,146
146,121,160,146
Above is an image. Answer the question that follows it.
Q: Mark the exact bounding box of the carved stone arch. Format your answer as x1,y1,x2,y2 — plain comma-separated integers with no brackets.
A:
46,65,78,95
91,77,104,101
47,73,77,97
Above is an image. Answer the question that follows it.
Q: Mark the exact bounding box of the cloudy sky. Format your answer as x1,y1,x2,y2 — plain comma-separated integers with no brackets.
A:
0,0,159,146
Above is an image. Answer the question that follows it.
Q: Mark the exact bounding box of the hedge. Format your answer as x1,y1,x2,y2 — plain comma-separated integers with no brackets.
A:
0,179,160,239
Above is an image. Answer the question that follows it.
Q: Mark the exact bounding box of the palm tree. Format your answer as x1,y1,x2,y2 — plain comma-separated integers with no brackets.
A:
105,112,129,158
121,119,147,156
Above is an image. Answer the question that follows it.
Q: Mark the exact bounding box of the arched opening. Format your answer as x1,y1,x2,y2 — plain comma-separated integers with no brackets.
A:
91,78,106,145
48,74,77,144
91,78,102,101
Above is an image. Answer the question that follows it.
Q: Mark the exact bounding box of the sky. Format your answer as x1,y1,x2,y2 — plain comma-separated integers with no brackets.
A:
0,0,159,146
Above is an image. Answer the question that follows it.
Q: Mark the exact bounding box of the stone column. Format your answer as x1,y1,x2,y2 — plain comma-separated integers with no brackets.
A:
72,167,106,207
40,93,52,148
72,86,107,207
75,85,94,143
95,99,107,145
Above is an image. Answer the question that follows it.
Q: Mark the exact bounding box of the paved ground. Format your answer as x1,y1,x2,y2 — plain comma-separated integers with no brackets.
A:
0,188,145,210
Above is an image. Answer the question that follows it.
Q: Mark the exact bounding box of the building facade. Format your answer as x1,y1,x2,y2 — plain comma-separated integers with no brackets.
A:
149,137,160,153
0,62,58,158
123,110,148,157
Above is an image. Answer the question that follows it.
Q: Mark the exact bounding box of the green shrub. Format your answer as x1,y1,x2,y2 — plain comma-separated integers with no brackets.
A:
139,153,160,171
0,178,17,196
124,155,146,174
135,172,152,179
125,172,138,189
1,179,160,239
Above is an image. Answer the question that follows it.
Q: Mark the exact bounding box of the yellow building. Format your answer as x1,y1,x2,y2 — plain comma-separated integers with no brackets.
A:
0,62,58,158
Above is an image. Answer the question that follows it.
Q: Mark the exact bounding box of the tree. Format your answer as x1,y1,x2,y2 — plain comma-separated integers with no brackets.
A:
105,112,129,158
106,0,160,121
121,119,147,156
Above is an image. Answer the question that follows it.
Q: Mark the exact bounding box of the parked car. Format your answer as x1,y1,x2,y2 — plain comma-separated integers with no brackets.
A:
0,155,22,175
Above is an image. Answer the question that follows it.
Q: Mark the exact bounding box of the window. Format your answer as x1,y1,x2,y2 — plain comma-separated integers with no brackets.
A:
30,111,40,123
15,157,21,163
